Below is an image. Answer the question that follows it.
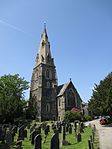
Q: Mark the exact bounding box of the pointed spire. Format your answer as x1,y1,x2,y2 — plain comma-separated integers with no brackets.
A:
35,24,52,66
42,22,48,39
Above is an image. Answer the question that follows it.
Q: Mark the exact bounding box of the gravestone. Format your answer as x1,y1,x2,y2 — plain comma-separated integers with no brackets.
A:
68,125,72,134
23,129,27,138
1,126,7,143
74,121,77,131
31,130,39,145
66,124,69,132
62,125,69,145
27,123,31,129
77,133,81,143
46,125,50,132
62,125,66,140
88,139,91,149
50,133,59,149
34,134,42,149
16,140,23,149
58,125,62,133
30,126,34,133
13,125,18,134
93,124,96,131
43,127,49,143
6,130,13,146
18,125,24,140
0,126,3,141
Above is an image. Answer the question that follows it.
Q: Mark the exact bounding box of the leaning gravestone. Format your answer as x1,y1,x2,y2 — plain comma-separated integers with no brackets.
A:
50,133,59,149
34,134,42,149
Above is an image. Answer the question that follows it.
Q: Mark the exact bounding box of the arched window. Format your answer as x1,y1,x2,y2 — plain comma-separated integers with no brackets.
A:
66,89,76,107
46,103,50,112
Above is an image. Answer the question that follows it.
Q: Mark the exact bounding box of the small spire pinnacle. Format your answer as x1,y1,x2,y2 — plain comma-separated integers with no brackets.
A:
70,78,72,82
44,22,47,33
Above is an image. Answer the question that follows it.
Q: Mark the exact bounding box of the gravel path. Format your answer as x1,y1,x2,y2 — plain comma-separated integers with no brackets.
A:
85,119,112,149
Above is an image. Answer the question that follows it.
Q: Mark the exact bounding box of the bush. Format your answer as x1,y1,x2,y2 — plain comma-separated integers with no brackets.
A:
64,111,81,122
83,115,92,121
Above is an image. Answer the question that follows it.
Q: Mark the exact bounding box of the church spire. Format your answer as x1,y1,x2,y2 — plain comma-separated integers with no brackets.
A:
35,24,53,66
44,22,47,33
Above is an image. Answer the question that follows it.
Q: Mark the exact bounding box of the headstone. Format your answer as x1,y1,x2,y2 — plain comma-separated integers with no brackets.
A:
34,134,42,149
50,133,59,149
92,130,94,141
43,127,48,143
46,125,50,132
30,126,34,133
58,126,62,133
13,125,18,134
88,139,91,149
1,127,7,143
0,126,3,141
16,140,23,149
27,123,31,129
62,125,69,145
31,130,39,145
23,129,27,138
93,124,96,131
66,124,69,132
6,130,13,146
16,140,22,147
77,133,81,143
18,125,24,140
62,125,66,140
68,125,72,134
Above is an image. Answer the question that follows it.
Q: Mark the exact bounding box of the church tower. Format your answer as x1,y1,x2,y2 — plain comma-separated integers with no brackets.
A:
30,24,58,121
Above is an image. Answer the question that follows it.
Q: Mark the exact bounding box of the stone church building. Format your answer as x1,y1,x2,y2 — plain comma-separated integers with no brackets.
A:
30,25,82,121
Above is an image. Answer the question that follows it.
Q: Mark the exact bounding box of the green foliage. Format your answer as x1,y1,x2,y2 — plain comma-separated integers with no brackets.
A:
83,115,92,121
0,74,29,122
64,111,81,122
88,72,112,117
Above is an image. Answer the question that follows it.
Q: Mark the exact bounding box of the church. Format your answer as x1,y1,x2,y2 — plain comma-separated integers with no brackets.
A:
29,24,82,121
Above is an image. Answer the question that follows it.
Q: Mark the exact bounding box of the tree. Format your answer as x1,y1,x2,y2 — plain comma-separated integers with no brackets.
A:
88,72,112,117
0,74,29,122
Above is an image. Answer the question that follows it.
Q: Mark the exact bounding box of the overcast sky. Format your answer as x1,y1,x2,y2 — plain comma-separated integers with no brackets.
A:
0,0,112,102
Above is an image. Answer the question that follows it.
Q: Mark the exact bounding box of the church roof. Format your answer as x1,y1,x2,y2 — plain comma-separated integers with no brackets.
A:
57,82,70,97
71,107,81,112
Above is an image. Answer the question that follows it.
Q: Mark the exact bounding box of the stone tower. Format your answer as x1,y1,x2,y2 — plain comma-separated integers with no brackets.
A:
30,24,58,121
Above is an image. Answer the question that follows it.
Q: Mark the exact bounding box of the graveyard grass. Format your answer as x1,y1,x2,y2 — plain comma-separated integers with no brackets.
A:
10,124,92,149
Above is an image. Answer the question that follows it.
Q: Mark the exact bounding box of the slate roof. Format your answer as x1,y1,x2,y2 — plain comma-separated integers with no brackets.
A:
57,82,69,97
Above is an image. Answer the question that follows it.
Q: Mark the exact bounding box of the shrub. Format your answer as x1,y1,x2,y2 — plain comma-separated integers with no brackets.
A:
64,111,81,122
83,115,92,121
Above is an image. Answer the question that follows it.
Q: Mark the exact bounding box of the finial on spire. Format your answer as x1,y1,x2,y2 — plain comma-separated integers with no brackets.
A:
70,78,72,82
44,22,46,32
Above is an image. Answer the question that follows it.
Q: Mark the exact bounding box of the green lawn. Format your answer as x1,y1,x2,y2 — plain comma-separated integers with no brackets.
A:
10,125,92,149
